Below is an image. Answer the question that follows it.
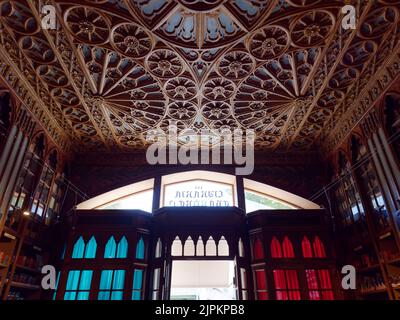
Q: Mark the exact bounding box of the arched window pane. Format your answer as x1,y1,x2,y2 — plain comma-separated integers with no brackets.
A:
104,236,117,258
117,236,128,258
196,237,204,256
218,236,229,256
253,237,264,260
84,236,97,259
72,237,85,259
302,236,313,258
155,238,162,258
136,237,145,260
238,238,245,257
270,237,282,258
313,237,326,258
245,189,295,212
184,236,195,256
171,236,182,256
206,236,217,256
98,189,153,212
282,237,294,258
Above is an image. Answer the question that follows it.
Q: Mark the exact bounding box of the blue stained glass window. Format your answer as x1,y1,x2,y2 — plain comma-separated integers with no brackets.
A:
117,236,128,258
64,270,93,300
104,236,117,258
61,243,66,260
136,237,145,260
53,271,61,300
72,237,85,259
98,270,125,300
132,269,144,300
84,236,97,258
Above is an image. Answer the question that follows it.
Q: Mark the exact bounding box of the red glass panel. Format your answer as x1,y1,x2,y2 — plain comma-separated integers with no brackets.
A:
302,236,313,258
282,237,295,258
255,270,267,290
309,291,320,300
276,291,288,300
286,270,299,289
253,238,264,260
313,237,326,258
321,291,334,300
318,270,332,289
306,270,318,289
257,292,268,300
270,237,282,258
273,269,300,300
273,270,286,290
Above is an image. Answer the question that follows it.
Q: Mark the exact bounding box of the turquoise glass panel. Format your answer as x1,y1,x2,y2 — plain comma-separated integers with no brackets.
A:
133,269,143,290
77,292,90,300
132,291,141,300
72,237,85,259
64,291,76,300
104,236,117,258
79,270,93,290
65,270,80,290
136,237,145,260
98,291,110,300
111,291,123,300
99,270,113,290
116,236,128,258
53,271,61,300
84,236,97,258
112,270,125,290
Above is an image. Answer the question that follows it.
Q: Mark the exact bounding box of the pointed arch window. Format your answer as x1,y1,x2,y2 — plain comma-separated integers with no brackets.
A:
252,237,264,260
313,237,326,258
117,236,128,258
238,238,245,258
206,236,217,256
104,236,117,258
270,237,282,258
72,237,85,259
196,237,204,256
171,236,182,256
218,236,229,256
84,236,97,259
302,236,313,258
184,236,195,256
155,238,162,258
136,237,145,260
282,237,295,258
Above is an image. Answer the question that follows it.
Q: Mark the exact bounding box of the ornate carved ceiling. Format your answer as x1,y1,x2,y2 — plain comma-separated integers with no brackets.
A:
0,0,400,153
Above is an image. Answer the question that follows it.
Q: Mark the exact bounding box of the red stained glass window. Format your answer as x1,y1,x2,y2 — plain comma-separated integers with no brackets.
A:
302,236,313,258
305,269,334,300
253,237,264,260
282,237,295,258
254,269,268,300
313,237,327,258
270,237,282,258
273,269,301,300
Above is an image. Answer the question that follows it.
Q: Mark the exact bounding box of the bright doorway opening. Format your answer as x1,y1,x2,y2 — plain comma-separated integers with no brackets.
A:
170,260,237,300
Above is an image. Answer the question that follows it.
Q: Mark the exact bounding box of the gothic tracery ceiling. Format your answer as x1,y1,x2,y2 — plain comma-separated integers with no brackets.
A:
0,0,400,153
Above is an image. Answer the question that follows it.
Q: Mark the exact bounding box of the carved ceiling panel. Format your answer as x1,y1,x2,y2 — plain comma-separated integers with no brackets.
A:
0,0,399,153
